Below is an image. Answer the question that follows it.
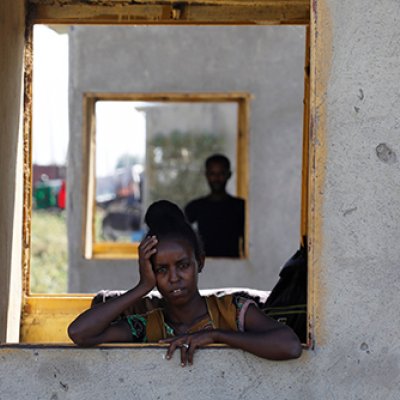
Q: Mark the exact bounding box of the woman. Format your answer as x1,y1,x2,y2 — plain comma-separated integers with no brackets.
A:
68,200,302,365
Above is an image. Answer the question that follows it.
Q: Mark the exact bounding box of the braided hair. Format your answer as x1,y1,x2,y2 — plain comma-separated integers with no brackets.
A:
144,200,204,263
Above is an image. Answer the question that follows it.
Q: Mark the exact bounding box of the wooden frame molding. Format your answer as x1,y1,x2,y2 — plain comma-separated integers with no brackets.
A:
28,0,309,26
82,92,251,260
300,25,310,245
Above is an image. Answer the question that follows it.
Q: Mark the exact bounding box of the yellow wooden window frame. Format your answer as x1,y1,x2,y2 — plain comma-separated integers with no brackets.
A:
21,0,312,345
83,92,251,260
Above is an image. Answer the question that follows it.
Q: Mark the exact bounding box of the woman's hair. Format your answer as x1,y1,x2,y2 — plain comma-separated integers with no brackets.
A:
144,200,204,262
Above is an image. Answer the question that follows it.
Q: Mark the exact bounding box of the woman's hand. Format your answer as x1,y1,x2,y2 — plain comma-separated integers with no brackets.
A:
69,235,162,347
160,330,219,367
158,304,303,363
138,235,158,291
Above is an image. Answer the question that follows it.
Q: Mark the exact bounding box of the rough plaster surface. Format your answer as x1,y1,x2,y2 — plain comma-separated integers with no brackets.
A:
0,344,399,399
67,26,305,293
0,347,307,400
2,0,400,398
310,0,400,396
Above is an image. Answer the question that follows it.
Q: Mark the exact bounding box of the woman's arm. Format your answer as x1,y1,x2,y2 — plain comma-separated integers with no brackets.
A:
68,284,150,346
214,304,302,360
161,304,302,365
68,236,158,346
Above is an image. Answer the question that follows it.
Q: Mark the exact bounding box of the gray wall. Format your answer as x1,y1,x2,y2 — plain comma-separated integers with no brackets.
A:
68,26,305,293
2,0,400,398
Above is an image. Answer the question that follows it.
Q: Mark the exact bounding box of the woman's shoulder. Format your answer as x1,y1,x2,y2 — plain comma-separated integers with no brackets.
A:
204,293,257,332
202,292,258,307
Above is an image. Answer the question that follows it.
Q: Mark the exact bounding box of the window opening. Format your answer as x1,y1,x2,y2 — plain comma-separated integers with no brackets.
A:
85,95,247,259
30,25,69,294
20,5,311,346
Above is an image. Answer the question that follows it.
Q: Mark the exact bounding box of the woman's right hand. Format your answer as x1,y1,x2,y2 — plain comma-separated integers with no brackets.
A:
138,235,158,291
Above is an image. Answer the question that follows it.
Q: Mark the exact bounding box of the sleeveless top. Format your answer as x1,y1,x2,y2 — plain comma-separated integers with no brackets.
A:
125,294,255,343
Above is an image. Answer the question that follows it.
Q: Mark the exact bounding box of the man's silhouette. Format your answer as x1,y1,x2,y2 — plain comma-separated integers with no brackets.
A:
185,154,245,257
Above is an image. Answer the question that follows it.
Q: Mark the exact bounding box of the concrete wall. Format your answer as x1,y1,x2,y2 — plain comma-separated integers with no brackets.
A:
2,0,400,398
68,26,305,293
0,0,25,342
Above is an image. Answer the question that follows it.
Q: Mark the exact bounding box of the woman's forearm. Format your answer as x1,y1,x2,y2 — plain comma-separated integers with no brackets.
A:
68,283,151,345
214,327,302,360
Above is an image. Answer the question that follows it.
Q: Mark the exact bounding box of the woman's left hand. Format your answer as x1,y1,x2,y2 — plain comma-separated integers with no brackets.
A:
159,330,219,367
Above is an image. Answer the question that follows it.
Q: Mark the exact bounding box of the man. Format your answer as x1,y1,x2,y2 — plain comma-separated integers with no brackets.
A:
185,154,245,257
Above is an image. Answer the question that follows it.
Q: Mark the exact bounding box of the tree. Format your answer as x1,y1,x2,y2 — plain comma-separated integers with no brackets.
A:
115,153,142,169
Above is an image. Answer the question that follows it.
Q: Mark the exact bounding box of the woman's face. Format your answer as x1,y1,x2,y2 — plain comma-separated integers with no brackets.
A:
152,238,202,305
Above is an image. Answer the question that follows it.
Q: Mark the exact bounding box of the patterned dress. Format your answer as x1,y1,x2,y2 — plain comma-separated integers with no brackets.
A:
125,295,255,343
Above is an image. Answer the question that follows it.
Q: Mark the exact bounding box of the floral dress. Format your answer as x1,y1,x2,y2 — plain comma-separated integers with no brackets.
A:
125,294,255,343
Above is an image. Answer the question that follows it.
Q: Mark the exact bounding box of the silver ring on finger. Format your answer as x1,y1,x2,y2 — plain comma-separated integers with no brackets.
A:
182,343,190,350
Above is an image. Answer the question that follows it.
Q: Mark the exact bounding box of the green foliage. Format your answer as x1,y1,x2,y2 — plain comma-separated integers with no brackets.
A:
115,153,142,169
148,130,225,208
94,207,105,242
30,210,68,293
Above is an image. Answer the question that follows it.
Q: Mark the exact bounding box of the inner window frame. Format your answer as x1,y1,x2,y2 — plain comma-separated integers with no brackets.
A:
82,92,251,260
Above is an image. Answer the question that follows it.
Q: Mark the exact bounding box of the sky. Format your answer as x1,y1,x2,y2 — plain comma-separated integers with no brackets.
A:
96,101,145,177
32,25,69,166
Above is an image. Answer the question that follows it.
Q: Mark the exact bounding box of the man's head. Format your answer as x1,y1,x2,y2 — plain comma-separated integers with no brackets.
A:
205,154,232,194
